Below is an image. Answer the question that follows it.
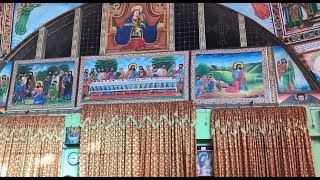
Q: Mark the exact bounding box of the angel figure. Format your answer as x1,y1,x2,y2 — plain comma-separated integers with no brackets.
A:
15,3,42,35
277,58,295,91
111,3,122,16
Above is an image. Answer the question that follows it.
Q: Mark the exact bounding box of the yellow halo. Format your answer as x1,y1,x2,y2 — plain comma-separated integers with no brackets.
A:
36,81,43,87
233,62,244,69
128,63,137,70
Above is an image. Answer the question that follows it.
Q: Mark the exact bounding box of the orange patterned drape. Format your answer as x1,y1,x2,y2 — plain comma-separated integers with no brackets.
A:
0,115,65,177
211,106,315,177
80,101,196,177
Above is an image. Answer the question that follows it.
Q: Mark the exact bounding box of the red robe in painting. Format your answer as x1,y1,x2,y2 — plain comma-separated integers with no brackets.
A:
251,3,270,20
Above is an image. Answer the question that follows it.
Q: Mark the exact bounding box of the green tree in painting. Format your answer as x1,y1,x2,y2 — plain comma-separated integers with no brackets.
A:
47,66,58,75
58,64,70,72
17,65,32,75
213,72,223,90
36,70,47,82
151,56,175,69
196,63,209,77
95,60,118,72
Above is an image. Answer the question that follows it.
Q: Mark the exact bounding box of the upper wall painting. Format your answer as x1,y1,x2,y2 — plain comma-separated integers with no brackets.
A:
0,4,14,60
77,51,189,106
104,3,174,53
299,50,320,84
272,46,312,93
271,3,320,44
220,3,274,33
7,57,79,111
11,3,83,50
191,47,277,105
0,61,12,112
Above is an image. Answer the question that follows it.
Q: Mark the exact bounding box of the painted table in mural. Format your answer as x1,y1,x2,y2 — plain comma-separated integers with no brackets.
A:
88,77,178,98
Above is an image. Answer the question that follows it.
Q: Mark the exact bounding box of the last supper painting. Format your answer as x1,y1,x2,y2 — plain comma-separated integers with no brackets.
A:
77,51,189,106
105,3,172,53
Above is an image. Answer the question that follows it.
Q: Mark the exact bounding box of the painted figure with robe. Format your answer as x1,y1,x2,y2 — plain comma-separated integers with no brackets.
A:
277,58,295,91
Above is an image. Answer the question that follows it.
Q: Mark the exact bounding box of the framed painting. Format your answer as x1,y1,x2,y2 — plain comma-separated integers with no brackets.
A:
77,51,189,106
272,46,313,93
7,57,79,110
0,61,12,113
103,3,174,53
196,150,213,176
65,126,80,146
298,50,320,84
270,3,320,44
191,47,277,105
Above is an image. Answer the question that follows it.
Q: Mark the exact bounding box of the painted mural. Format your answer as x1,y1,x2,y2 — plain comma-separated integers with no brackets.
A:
220,3,274,33
271,3,320,44
77,51,189,106
299,50,320,84
11,3,83,50
7,58,79,110
105,3,172,53
196,150,213,176
0,4,14,60
273,46,312,93
280,3,320,35
0,61,12,112
278,93,320,105
191,48,275,105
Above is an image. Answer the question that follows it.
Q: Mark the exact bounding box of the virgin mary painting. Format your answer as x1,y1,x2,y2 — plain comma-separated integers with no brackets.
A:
115,5,158,51
107,3,169,52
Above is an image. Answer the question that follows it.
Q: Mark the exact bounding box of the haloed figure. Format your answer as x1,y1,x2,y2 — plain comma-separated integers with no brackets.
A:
63,71,73,100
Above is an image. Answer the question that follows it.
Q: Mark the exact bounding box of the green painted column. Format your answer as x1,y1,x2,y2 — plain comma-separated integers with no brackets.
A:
60,113,81,177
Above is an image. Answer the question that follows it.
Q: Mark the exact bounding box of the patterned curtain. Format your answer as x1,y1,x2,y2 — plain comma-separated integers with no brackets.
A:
211,106,315,177
0,116,65,177
80,101,196,177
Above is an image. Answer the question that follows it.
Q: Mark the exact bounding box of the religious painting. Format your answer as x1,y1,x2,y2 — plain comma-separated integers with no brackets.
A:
272,46,312,93
0,61,12,113
278,92,320,105
77,51,189,106
196,150,213,176
191,47,276,105
271,3,320,44
104,3,174,53
65,126,80,146
220,3,274,33
7,58,79,110
11,3,83,50
0,4,14,60
298,50,320,84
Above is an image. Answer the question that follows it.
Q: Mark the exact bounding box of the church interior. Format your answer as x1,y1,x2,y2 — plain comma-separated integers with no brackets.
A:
0,3,319,177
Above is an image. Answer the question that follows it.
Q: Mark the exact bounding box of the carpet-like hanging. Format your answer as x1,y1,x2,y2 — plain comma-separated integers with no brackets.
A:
0,116,65,177
211,106,315,177
80,101,196,177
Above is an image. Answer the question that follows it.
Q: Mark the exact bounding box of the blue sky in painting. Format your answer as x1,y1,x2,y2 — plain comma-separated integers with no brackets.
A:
220,3,274,33
19,61,75,73
0,62,12,77
84,55,185,71
11,3,83,50
272,46,311,91
195,51,262,68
